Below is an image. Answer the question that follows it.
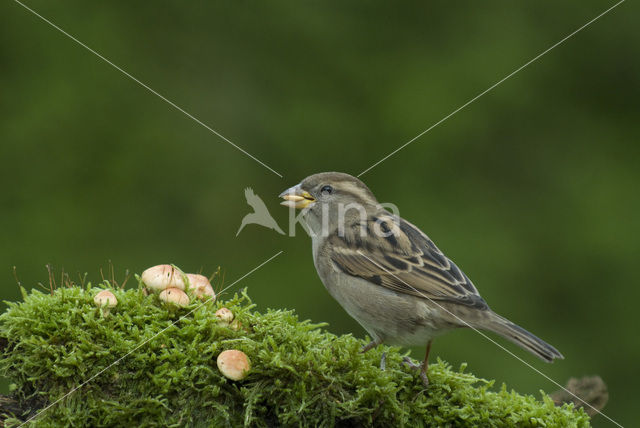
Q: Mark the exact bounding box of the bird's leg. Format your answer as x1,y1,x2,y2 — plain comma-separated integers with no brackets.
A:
402,340,432,387
419,340,432,387
361,338,385,370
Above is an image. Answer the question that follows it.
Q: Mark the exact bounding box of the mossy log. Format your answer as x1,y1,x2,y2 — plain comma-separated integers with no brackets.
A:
0,284,590,427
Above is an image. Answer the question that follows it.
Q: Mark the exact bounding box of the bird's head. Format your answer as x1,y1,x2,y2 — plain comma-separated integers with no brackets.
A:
279,172,379,235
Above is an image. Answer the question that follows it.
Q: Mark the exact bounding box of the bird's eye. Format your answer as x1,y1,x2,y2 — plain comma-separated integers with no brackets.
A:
321,185,333,196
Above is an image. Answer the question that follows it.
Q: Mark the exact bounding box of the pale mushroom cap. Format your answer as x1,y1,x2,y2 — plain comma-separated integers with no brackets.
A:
187,273,216,300
199,283,215,298
93,290,117,308
217,350,251,381
215,308,234,323
158,287,190,307
141,264,186,292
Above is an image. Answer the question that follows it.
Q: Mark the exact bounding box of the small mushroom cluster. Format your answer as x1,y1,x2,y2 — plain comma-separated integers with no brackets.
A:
143,266,250,379
141,264,215,307
212,308,250,380
94,264,250,381
215,307,242,330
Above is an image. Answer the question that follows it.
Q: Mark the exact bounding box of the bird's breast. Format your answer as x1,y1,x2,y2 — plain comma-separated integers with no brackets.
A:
314,253,456,345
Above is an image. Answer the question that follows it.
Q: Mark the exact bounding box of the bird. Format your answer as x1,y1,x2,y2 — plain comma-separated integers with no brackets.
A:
237,187,284,236
280,172,563,386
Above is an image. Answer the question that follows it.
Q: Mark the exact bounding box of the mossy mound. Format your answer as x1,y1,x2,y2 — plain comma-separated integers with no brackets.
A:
0,283,589,427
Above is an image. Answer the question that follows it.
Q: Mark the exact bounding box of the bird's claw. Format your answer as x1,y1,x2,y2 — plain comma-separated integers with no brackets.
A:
402,357,429,387
360,339,381,354
419,371,429,387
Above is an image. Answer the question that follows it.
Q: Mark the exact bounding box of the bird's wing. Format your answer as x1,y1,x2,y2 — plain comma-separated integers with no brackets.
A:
244,187,256,201
328,213,488,309
245,187,269,212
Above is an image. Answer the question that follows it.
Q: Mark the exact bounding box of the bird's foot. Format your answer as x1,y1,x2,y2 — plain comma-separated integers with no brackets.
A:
420,371,429,388
402,356,421,370
402,357,429,387
419,370,429,387
360,338,381,353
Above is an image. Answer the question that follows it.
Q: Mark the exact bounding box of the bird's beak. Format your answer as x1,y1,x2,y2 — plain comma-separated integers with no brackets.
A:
279,184,316,209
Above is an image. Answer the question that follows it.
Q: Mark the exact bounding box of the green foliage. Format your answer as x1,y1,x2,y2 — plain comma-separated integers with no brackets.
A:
0,284,589,427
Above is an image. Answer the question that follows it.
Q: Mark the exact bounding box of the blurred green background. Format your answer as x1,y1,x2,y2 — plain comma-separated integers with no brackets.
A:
1,1,638,426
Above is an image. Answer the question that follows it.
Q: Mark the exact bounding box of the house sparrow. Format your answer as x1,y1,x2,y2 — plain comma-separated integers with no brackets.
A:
280,172,563,386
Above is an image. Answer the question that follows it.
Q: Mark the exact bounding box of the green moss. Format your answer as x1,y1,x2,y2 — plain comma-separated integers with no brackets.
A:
0,282,589,427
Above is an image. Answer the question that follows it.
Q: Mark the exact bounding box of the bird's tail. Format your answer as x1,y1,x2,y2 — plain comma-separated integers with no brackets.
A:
479,313,564,363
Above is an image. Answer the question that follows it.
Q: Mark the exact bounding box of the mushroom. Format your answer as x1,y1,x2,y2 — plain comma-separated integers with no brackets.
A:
215,308,234,324
186,273,215,300
94,290,117,317
158,287,190,307
141,264,185,292
217,350,251,381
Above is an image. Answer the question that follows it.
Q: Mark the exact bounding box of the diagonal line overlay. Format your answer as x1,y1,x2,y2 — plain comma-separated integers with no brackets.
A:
18,251,284,427
358,0,625,177
356,250,623,427
12,0,283,178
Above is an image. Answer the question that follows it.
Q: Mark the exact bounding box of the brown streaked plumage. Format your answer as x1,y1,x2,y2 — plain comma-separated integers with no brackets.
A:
280,172,563,386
